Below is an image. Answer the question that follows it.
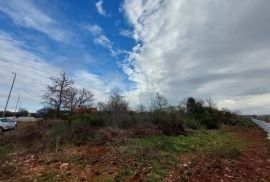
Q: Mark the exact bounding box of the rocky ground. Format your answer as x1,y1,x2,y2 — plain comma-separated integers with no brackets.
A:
0,126,269,181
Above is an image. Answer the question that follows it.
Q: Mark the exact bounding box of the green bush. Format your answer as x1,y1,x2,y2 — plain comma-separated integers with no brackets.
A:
186,98,222,129
184,117,200,130
69,113,105,127
200,107,223,129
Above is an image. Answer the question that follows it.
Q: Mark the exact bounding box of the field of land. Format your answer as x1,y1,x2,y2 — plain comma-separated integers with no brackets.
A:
0,122,269,182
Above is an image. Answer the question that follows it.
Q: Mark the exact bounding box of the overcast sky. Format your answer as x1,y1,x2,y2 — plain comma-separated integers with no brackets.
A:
0,0,270,114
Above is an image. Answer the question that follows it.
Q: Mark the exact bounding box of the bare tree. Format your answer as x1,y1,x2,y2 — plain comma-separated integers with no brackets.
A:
64,87,94,113
107,89,128,113
136,103,146,113
206,98,216,108
151,92,168,111
97,101,107,111
77,88,94,108
42,72,73,117
63,87,78,113
106,89,129,127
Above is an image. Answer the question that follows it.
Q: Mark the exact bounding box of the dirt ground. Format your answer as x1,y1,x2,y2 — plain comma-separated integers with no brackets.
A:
0,126,269,182
166,127,270,182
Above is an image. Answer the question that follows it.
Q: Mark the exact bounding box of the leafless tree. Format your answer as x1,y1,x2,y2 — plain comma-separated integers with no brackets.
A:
64,87,94,113
206,98,216,108
77,88,94,108
42,72,73,117
106,89,129,127
151,92,168,111
136,103,146,113
107,89,128,113
63,87,78,113
97,101,108,111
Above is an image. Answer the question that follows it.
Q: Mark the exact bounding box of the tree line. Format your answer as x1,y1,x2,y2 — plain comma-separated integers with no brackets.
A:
42,72,253,132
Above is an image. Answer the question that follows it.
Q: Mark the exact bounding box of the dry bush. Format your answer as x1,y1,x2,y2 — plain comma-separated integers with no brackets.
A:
97,127,132,144
131,123,161,137
159,111,185,135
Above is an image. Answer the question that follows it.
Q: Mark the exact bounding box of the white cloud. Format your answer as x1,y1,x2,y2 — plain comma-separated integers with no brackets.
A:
0,31,60,111
73,71,109,102
73,70,129,103
0,0,71,42
119,29,133,38
122,0,270,114
87,24,103,35
95,0,107,16
86,24,123,56
217,94,270,115
0,31,115,112
86,24,112,49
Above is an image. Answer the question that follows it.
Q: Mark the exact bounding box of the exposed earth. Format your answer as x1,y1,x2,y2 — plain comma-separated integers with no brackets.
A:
0,125,269,182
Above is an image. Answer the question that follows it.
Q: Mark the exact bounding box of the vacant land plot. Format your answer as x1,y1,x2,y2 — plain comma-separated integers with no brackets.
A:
0,122,269,181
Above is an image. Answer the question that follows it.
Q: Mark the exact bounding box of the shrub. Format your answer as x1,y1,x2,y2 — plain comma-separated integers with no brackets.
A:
152,110,185,135
200,107,223,129
152,111,167,125
19,124,43,145
132,123,160,137
184,117,201,130
104,112,137,129
69,113,105,127
68,122,91,145
185,98,224,129
159,111,185,135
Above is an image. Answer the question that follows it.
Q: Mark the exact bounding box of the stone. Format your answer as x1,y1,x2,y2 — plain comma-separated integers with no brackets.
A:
59,163,69,169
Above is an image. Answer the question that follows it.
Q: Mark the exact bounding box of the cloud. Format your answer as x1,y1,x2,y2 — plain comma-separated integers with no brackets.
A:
122,0,270,114
0,0,71,42
86,24,123,56
95,0,107,16
0,31,116,112
86,24,112,49
73,71,109,102
0,31,60,111
73,70,129,102
119,29,133,38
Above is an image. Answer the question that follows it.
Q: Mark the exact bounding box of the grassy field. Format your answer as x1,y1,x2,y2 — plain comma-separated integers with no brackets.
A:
110,129,246,181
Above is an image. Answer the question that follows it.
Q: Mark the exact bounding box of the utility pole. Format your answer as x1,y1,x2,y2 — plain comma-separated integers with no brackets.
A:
14,94,20,117
3,72,16,117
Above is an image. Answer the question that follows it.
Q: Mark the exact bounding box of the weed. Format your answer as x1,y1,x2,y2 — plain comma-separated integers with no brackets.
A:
114,167,133,182
116,129,246,180
67,154,85,165
210,147,242,159
36,170,60,182
103,176,115,182
144,173,161,182
0,147,10,159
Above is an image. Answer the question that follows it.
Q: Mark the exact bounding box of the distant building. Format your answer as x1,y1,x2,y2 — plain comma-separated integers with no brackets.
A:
75,107,97,113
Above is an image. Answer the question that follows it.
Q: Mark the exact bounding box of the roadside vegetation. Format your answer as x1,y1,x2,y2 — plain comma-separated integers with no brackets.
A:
0,72,267,181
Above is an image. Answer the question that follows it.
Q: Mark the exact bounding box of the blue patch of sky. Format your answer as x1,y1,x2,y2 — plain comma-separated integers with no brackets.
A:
0,0,136,90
